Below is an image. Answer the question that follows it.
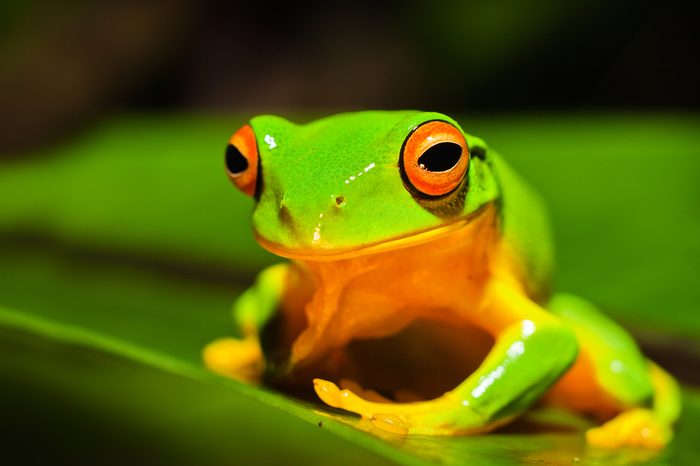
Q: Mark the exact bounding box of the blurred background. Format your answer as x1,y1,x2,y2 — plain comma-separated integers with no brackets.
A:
1,1,699,465
1,0,698,153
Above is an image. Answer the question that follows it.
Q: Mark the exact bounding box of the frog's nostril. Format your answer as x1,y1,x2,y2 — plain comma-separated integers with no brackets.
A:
334,195,346,207
278,204,293,226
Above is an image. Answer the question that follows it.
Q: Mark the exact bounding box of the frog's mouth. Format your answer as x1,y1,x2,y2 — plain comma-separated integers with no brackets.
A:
272,318,494,403
254,207,487,262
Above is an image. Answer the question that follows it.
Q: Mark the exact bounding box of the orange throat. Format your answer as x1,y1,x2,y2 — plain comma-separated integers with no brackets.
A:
269,204,512,396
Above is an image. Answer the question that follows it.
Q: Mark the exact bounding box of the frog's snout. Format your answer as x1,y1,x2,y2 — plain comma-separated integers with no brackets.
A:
265,191,351,249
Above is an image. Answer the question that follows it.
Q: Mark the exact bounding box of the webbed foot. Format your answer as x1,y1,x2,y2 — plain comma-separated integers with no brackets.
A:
586,408,671,449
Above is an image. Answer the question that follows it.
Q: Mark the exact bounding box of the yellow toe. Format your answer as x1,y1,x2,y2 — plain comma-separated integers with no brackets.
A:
313,378,344,408
586,408,671,449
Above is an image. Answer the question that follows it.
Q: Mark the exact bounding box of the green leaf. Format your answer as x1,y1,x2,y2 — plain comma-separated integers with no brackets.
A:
1,114,699,465
0,326,399,466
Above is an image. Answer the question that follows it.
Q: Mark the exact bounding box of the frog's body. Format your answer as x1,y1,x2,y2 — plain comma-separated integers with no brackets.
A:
205,111,680,448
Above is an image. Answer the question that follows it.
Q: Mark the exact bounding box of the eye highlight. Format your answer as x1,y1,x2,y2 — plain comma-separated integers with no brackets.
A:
225,124,259,197
400,120,469,197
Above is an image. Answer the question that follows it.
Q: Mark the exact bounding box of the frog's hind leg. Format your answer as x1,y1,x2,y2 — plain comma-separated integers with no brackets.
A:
203,263,290,382
546,293,681,449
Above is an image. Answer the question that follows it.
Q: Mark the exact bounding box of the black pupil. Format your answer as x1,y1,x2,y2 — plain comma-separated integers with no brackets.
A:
417,142,462,172
226,144,248,174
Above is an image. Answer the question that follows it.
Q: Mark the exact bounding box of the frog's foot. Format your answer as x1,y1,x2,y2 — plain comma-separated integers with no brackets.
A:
586,408,672,449
315,378,410,434
313,378,488,435
203,336,264,383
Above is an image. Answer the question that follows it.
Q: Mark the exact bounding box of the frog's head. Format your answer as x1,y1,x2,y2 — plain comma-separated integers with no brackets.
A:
225,111,499,259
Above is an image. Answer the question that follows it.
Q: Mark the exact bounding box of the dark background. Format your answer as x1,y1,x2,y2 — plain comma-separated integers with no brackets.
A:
1,0,698,153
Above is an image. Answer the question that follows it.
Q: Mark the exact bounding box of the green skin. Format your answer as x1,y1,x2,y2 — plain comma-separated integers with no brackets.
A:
222,111,680,441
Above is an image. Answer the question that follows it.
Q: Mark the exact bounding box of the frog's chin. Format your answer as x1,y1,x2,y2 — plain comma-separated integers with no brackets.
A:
254,207,487,262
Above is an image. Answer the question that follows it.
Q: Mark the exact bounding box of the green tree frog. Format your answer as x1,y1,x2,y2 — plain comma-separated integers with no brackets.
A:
204,111,680,449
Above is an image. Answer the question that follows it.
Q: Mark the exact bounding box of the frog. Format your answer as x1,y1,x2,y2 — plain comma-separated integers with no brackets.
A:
204,111,680,449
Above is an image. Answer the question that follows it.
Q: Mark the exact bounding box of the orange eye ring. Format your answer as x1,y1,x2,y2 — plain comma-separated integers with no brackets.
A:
400,120,469,197
225,124,259,197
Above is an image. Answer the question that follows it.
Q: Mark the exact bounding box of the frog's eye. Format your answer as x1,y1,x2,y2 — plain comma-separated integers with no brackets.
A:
400,120,469,197
225,124,259,197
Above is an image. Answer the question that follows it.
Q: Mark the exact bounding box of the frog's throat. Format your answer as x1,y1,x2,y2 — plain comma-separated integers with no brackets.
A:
254,205,490,262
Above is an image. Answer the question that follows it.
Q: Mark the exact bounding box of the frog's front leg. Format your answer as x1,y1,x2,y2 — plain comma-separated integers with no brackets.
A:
314,281,578,435
203,263,289,382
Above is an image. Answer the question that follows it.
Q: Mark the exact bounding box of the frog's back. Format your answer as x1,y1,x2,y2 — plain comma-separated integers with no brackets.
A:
489,151,555,303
